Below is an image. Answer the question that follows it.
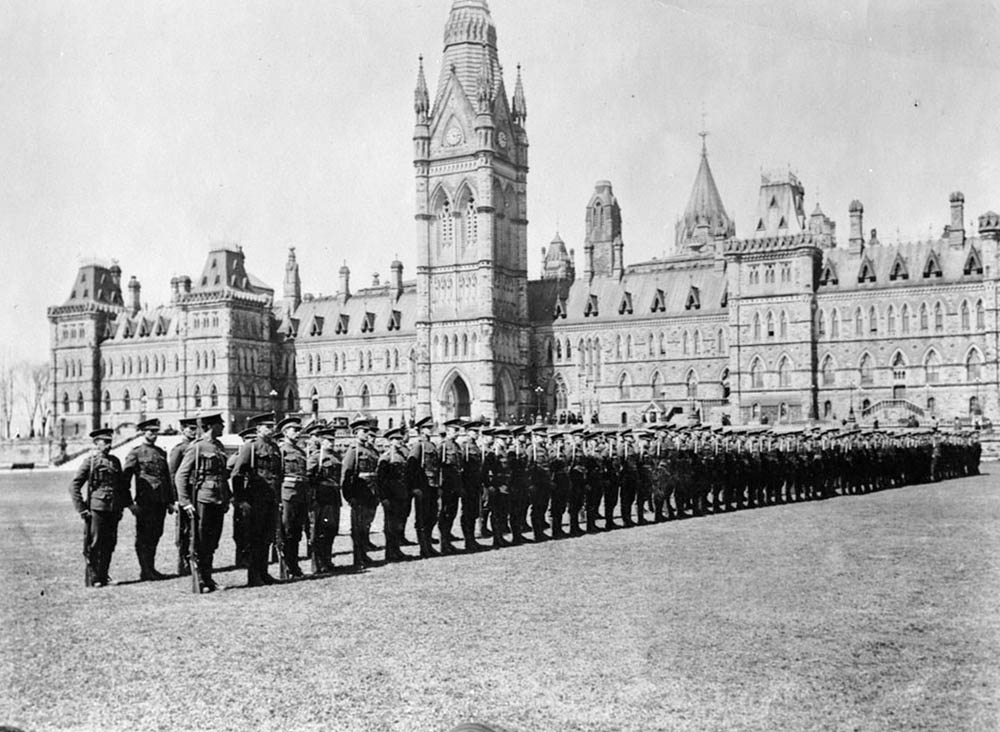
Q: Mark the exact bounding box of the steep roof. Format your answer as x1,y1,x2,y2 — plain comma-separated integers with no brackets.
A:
436,0,501,106
289,281,418,340
675,142,734,249
819,237,984,292
192,246,273,298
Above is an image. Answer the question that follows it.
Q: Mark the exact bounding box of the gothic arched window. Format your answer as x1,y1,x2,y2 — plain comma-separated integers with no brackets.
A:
360,384,371,409
967,349,983,381
335,385,345,409
387,382,398,407
778,356,791,387
750,358,764,388
961,300,970,330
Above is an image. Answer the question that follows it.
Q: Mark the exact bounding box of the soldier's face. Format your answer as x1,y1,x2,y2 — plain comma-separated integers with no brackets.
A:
258,425,274,438
284,426,300,441
209,423,223,438
143,429,157,444
95,438,111,454
182,426,197,440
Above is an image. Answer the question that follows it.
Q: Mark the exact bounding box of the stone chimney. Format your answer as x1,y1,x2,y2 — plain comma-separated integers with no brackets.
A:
180,276,192,294
127,276,141,315
583,242,594,282
390,258,404,299
848,200,864,255
170,277,180,303
372,272,380,287
949,191,966,248
339,263,351,301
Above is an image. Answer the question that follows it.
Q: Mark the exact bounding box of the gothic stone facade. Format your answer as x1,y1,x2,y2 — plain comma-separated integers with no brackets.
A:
48,0,1000,435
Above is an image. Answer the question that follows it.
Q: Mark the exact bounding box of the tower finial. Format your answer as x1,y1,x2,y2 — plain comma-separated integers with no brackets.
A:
698,106,709,156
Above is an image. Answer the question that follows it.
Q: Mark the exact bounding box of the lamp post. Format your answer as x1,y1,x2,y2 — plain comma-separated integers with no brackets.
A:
58,416,66,461
269,388,279,424
534,384,544,423
847,380,857,424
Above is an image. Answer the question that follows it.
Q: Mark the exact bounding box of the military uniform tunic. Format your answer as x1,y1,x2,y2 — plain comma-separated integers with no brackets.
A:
70,449,130,585
122,440,172,577
230,435,283,585
174,435,231,584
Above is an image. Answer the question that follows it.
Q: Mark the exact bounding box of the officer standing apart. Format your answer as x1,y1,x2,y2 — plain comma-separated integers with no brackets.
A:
341,418,381,570
168,416,199,576
229,413,282,587
70,428,134,587
174,412,231,593
122,418,173,580
277,416,309,578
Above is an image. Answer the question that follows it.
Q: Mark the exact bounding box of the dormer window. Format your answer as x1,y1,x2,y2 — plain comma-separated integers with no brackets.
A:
923,251,943,278
858,257,877,283
820,260,839,285
964,247,984,276
618,292,633,315
889,255,908,281
553,299,567,319
651,288,666,313
584,294,599,317
361,312,376,333
387,310,402,331
685,286,700,311
336,314,350,334
309,316,324,336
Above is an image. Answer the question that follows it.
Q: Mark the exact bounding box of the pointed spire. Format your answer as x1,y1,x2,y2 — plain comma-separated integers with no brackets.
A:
675,134,734,250
512,63,526,125
476,43,494,112
414,55,429,120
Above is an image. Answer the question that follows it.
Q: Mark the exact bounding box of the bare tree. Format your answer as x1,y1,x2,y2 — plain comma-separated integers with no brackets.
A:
0,358,14,439
17,362,50,437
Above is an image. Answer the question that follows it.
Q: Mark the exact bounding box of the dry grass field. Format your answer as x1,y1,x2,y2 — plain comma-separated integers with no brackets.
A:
2,469,1000,732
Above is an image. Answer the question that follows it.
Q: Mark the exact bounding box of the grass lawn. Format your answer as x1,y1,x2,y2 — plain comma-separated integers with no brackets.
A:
2,469,999,732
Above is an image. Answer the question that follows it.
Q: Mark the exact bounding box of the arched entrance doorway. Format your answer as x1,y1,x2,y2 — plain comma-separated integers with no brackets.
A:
494,369,517,422
443,374,471,420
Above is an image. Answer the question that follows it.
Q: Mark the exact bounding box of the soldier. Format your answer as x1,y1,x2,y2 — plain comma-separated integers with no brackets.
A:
229,413,282,587
409,416,440,558
341,418,381,570
526,426,552,542
566,428,587,536
376,426,414,562
70,427,133,587
309,425,344,573
583,431,605,533
481,427,512,549
168,416,199,576
459,420,485,552
122,418,174,580
227,426,256,571
602,432,621,530
509,427,529,543
548,430,570,539
438,419,465,555
618,430,638,527
277,416,309,577
174,412,231,593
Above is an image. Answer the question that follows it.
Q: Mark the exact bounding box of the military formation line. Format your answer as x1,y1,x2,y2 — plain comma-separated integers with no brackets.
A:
69,413,982,592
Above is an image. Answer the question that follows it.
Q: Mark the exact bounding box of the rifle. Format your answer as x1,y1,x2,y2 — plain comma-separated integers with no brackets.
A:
83,514,94,587
190,506,202,594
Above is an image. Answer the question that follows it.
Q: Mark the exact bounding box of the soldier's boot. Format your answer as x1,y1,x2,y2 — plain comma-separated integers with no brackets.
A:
137,546,155,581
652,499,664,523
490,513,507,549
284,540,304,577
586,510,598,533
532,515,549,542
637,502,649,525
418,530,437,559
439,531,458,556
509,518,524,545
479,518,493,539
148,547,168,579
551,514,565,539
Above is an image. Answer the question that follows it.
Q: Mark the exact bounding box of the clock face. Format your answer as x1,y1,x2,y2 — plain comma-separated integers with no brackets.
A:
445,126,463,146
497,131,508,148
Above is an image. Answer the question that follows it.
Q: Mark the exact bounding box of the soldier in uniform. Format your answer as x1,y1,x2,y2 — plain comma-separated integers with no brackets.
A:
548,430,570,539
459,421,485,552
409,417,440,558
168,416,199,576
341,418,380,570
438,419,465,555
277,416,309,577
70,427,133,587
122,418,174,580
174,412,231,593
566,428,587,536
481,427,512,549
525,426,552,542
308,425,343,573
509,427,529,542
229,413,282,587
227,426,256,571
376,426,414,562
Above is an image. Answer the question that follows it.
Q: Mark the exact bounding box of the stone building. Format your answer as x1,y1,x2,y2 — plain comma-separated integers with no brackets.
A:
48,0,999,436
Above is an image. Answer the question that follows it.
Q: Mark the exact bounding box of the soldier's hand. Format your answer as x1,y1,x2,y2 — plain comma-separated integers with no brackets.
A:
183,504,195,517
80,510,91,522
166,503,176,515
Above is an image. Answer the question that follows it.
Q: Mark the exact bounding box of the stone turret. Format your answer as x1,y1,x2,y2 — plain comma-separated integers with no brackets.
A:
676,136,734,252
338,263,351,302
541,233,575,281
390,257,404,299
283,247,301,311
584,181,622,279
127,276,141,316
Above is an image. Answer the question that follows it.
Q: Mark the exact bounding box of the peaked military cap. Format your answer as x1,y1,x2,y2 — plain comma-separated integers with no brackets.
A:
247,412,276,428
443,417,465,428
238,427,257,440
384,426,405,440
350,417,374,432
179,416,198,429
277,416,302,432
90,427,114,442
414,416,433,430
464,420,484,431
198,412,224,428
136,418,160,433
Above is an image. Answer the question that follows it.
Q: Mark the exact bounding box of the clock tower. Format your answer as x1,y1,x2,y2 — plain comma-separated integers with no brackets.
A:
413,0,529,422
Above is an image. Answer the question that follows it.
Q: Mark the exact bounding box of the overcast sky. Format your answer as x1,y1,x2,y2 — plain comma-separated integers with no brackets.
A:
3,0,999,367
